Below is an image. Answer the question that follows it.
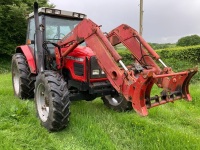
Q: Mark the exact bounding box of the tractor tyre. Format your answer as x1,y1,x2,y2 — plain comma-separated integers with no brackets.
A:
35,71,70,131
11,53,35,99
102,94,132,112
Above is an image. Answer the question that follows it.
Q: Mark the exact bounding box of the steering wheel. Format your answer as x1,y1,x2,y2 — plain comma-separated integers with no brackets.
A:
53,33,65,40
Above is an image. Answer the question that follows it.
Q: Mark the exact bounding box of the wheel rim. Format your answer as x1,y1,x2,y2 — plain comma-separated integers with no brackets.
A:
105,95,122,106
13,63,20,95
36,83,49,122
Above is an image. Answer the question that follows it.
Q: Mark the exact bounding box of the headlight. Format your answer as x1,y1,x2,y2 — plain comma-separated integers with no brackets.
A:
92,70,99,75
101,70,105,74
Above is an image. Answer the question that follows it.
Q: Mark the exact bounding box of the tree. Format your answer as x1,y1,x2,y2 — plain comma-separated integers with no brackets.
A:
176,35,200,47
0,0,54,55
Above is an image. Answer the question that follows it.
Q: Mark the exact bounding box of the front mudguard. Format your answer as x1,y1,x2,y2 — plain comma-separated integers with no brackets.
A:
16,45,36,74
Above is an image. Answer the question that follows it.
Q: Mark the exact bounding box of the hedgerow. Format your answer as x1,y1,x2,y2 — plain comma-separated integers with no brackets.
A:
157,45,200,63
118,45,200,64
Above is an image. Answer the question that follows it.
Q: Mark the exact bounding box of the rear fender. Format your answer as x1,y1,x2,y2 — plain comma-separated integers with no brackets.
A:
15,45,37,74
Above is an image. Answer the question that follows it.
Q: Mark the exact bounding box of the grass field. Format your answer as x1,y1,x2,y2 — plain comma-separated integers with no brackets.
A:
1,73,200,150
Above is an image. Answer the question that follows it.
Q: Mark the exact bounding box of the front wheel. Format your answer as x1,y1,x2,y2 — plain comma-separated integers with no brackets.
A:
35,71,70,131
102,94,132,112
11,53,35,99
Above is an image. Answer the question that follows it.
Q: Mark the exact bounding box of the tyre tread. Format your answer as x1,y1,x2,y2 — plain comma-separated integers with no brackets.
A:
12,53,35,99
35,71,70,131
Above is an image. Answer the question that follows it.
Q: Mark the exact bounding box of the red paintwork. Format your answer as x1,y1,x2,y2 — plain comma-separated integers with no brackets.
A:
16,45,36,74
63,46,107,82
56,19,133,101
63,46,91,82
107,24,198,115
54,18,197,116
107,24,161,74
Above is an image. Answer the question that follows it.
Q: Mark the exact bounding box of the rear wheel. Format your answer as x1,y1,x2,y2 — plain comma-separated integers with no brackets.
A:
35,71,70,131
102,94,132,112
11,53,35,99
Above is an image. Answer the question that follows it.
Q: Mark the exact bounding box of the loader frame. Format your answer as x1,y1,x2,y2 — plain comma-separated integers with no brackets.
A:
53,19,197,116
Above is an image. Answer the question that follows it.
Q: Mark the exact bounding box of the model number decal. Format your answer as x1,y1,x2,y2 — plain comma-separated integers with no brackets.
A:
66,56,84,62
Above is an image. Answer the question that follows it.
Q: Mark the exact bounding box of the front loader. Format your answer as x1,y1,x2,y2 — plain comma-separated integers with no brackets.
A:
11,2,197,131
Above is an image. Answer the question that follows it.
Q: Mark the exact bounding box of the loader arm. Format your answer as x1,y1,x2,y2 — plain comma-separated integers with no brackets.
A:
106,24,198,107
107,24,162,74
55,19,151,116
55,19,197,116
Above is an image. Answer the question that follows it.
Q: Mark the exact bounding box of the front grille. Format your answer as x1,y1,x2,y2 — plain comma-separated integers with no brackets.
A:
74,62,84,76
90,56,106,79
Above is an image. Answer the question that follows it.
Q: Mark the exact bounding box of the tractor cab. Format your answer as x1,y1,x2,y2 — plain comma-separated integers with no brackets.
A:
26,7,86,51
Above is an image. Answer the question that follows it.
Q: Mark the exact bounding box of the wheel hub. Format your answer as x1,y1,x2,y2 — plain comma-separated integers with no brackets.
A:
105,95,121,106
13,64,20,95
36,83,49,122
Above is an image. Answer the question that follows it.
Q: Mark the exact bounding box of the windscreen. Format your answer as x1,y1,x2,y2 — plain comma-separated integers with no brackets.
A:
45,16,81,42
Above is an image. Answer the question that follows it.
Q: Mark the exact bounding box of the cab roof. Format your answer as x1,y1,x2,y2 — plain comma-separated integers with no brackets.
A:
28,7,87,19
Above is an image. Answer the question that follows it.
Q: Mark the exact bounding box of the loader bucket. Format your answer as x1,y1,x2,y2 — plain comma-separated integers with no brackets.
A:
129,67,198,116
182,67,198,101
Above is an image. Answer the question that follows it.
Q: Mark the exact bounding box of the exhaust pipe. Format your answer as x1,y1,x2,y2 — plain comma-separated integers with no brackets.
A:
34,2,44,72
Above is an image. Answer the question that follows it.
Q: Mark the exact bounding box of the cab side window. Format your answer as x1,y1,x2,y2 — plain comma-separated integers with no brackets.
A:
27,18,35,49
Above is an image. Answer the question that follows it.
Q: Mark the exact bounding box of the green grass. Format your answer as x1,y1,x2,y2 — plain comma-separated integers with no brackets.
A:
1,73,200,150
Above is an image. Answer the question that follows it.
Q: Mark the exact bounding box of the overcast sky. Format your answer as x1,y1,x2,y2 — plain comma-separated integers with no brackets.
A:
49,0,200,43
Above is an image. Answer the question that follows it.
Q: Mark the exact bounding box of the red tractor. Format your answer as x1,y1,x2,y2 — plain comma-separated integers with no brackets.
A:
11,2,197,131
